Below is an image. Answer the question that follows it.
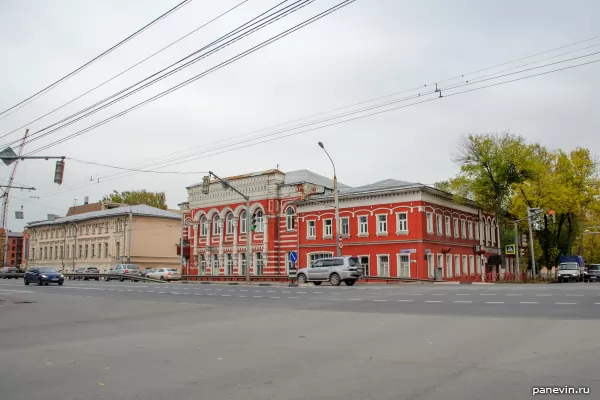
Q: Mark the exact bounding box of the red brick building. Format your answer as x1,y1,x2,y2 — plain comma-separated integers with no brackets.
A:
180,169,508,281
1,230,29,268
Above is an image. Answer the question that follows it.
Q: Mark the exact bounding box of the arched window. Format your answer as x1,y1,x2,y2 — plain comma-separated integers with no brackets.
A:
285,207,295,230
255,210,264,232
226,213,234,235
200,216,208,236
491,221,496,244
240,211,247,233
213,215,221,235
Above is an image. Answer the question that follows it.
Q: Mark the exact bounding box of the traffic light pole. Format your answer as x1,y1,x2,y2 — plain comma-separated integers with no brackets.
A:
207,171,252,283
514,219,520,282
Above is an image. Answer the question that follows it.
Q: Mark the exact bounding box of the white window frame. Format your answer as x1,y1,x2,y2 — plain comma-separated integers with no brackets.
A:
340,217,350,236
476,255,482,274
240,212,247,234
469,255,475,275
212,254,219,276
462,255,468,275
213,216,221,236
308,252,334,267
453,218,459,238
200,254,207,275
445,216,451,236
491,223,496,245
226,213,234,235
397,254,410,278
358,215,369,236
396,212,408,234
376,214,388,236
226,253,233,275
485,222,491,244
446,254,453,278
427,253,434,278
359,255,370,276
461,219,466,238
437,254,444,277
239,253,247,276
307,220,316,238
255,253,264,275
454,254,461,276
426,212,434,234
475,221,480,240
468,221,473,239
436,214,443,235
377,254,390,277
323,219,333,238
255,210,264,233
285,207,295,231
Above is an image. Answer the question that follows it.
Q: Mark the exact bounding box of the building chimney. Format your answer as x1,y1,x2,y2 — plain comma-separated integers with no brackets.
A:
84,196,89,205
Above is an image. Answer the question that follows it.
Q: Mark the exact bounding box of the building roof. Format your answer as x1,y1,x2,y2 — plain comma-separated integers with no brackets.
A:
188,169,284,188
339,178,417,195
283,169,350,189
7,231,24,237
66,201,126,216
26,204,181,228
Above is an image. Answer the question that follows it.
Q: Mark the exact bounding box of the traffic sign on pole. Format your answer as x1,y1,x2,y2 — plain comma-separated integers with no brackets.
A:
290,251,298,263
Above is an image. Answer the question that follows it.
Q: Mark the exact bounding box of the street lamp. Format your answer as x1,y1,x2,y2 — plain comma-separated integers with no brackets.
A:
318,141,341,256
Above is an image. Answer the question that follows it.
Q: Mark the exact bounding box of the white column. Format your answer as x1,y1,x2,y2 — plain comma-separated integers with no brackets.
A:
217,219,225,275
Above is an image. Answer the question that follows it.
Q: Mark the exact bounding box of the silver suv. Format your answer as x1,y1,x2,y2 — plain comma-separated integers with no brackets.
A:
104,264,141,282
296,256,363,286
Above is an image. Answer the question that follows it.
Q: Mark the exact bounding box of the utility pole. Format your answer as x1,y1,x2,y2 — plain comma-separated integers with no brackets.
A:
318,142,341,256
204,171,252,282
127,206,133,264
179,217,185,274
514,219,520,282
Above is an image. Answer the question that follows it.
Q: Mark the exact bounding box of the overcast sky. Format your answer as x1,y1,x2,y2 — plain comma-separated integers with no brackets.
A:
1,0,598,232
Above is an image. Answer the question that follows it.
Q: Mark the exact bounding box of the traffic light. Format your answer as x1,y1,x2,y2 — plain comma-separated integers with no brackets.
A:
250,214,257,231
201,175,210,194
54,160,65,185
547,209,556,223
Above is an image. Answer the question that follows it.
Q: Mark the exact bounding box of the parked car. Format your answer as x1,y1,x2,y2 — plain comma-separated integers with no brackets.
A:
0,267,20,279
24,266,64,286
557,262,582,282
146,268,181,282
296,256,363,286
584,264,600,282
70,266,100,281
104,264,141,282
141,268,156,278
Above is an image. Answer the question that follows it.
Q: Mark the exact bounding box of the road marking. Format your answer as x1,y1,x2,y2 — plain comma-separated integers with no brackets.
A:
506,293,523,296
456,293,470,296
206,293,215,296
269,296,280,299
485,302,505,304
425,300,442,303
253,291,262,293
221,294,231,297
253,295,263,298
332,292,340,295
566,294,584,297
397,300,414,303
107,289,115,291
158,292,166,294
287,296,299,299
479,293,496,296
454,300,472,303
536,294,552,297
595,302,600,305
203,288,212,291
314,291,324,294
171,292,180,295
555,302,577,305
267,290,276,293
228,289,235,292
237,295,247,298
298,291,306,294
373,299,388,302
194,293,203,296
146,290,154,293
347,298,362,301
520,301,539,304
410,293,422,296
215,289,223,291
432,293,446,296
240,289,248,292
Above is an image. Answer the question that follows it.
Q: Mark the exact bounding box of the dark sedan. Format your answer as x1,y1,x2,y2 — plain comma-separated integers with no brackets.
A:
584,264,600,282
24,267,64,286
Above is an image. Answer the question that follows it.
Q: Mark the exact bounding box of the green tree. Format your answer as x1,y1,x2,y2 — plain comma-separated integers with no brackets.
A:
103,190,167,210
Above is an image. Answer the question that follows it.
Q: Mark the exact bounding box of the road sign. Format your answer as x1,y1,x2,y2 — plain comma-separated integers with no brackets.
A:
505,244,516,255
339,242,344,249
290,251,298,263
400,249,416,254
0,147,17,166
338,234,343,242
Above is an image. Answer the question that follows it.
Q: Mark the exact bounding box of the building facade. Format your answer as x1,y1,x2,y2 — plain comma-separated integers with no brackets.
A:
26,205,181,272
182,169,508,281
1,230,29,268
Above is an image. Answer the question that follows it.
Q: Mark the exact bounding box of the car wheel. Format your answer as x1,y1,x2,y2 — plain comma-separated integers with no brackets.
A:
313,281,322,286
329,273,341,286
160,276,165,281
58,282,63,286
96,278,100,281
105,277,111,282
84,277,89,281
24,278,29,285
296,274,307,284
43,281,49,286
119,277,124,282
37,278,43,286
345,280,356,286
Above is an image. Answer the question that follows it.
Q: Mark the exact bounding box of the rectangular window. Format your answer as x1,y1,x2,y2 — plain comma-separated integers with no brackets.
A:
461,220,466,238
398,254,410,277
476,255,482,274
226,254,233,275
43,247,47,260
255,253,264,275
377,215,387,234
309,253,333,265
213,220,221,236
85,245,89,259
491,224,496,244
91,244,95,258
359,216,368,235
115,242,120,257
475,222,480,240
286,209,295,231
378,255,390,277
397,213,408,233
446,254,453,278
453,218,459,238
71,245,75,259
60,246,63,259
226,217,234,235
436,214,443,235
201,221,208,236
359,256,370,276
307,220,316,238
49,247,52,259
200,254,207,275
32,248,36,260
445,216,451,236
104,243,108,259
212,254,219,275
454,255,460,276
469,255,475,275
468,221,473,239
462,255,468,275
323,219,332,238
341,217,349,236
426,212,433,234
427,253,434,278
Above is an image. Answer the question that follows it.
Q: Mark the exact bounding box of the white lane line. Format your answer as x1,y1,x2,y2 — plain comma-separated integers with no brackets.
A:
314,291,324,294
194,293,203,296
454,300,472,303
240,289,248,292
237,295,247,298
536,294,552,297
397,300,414,303
107,289,115,291
206,293,215,296
253,295,263,298
267,290,276,293
298,291,307,294
287,296,299,299
269,296,280,299
203,288,212,291
595,302,600,305
347,298,362,301
506,294,523,297
171,292,181,295
158,291,166,294
136,290,145,293
479,293,496,296
253,291,262,293
425,300,442,303
215,289,223,291
146,290,155,293
485,302,505,304
456,293,470,296
307,297,319,300
373,299,388,302
221,294,231,297
520,301,539,304
410,293,423,296
432,293,446,296
555,302,577,305
331,292,340,295
228,289,235,292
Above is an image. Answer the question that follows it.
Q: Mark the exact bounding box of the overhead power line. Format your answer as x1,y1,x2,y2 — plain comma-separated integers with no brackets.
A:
19,0,353,154
4,0,311,150
0,0,249,141
0,0,194,119
69,158,207,174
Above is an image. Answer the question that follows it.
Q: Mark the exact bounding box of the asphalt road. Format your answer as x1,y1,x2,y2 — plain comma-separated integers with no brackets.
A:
1,280,599,399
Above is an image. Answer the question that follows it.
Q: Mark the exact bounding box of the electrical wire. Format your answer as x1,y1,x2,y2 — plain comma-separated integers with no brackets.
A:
4,0,309,150
0,0,194,119
0,0,250,141
69,158,208,174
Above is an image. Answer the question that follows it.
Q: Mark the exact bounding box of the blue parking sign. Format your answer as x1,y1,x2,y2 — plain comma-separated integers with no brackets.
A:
290,251,298,263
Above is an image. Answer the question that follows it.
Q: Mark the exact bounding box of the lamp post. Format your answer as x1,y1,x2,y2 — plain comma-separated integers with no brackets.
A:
318,142,341,256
